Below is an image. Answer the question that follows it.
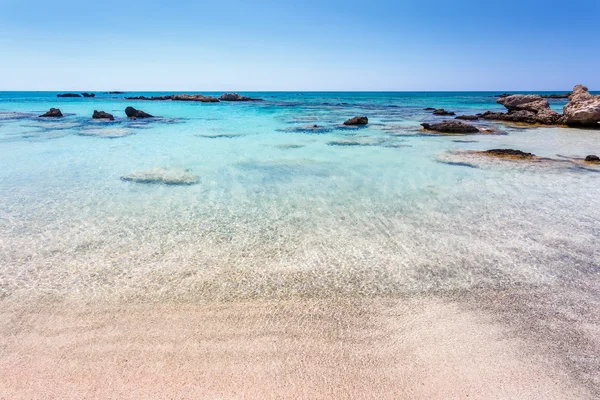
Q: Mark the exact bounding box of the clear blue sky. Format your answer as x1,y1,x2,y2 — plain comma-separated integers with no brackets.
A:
1,0,598,91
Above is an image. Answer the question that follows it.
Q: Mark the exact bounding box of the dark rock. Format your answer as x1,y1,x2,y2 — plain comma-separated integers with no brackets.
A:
421,121,479,134
562,84,600,126
219,93,262,101
483,149,534,159
423,107,436,111
343,116,368,125
57,93,81,98
108,91,126,94
125,94,220,102
92,110,114,120
39,108,63,117
432,109,455,116
81,92,96,98
495,93,513,98
541,93,571,99
584,155,600,162
125,106,153,118
455,115,479,120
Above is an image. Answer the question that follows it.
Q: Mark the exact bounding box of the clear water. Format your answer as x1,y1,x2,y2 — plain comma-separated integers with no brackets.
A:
0,91,598,302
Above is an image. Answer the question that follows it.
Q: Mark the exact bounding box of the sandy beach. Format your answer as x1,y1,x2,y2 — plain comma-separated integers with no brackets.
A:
1,293,596,399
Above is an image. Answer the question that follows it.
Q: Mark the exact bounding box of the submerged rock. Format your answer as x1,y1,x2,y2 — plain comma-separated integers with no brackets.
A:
125,106,153,118
432,109,455,116
219,93,262,101
121,168,199,185
423,107,436,111
81,92,96,98
39,108,63,117
92,110,114,120
57,93,81,98
343,116,368,125
562,85,600,126
482,149,535,159
541,93,571,99
327,140,363,146
278,124,332,134
455,115,479,120
584,155,600,163
421,120,479,134
108,91,126,94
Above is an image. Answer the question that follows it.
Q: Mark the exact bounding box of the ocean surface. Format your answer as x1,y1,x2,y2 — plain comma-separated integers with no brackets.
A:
0,91,598,302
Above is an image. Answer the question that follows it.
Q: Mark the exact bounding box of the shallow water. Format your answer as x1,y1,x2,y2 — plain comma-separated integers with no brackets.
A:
0,91,598,302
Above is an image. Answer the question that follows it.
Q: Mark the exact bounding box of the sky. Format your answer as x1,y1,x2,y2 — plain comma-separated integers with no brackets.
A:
0,0,598,91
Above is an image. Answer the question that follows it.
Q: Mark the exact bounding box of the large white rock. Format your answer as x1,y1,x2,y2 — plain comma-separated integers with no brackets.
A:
562,84,600,126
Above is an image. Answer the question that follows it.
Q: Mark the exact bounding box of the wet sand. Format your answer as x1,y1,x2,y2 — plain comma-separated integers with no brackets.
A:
0,296,592,399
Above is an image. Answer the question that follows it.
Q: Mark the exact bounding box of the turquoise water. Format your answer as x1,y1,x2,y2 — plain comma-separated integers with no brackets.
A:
0,92,598,302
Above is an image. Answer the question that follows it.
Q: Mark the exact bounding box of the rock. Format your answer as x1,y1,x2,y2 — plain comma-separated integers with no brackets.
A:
108,91,126,94
81,92,96,98
584,155,600,163
121,168,199,185
343,116,368,125
125,94,220,102
92,110,114,120
497,95,550,113
421,121,479,134
455,115,479,120
479,94,562,125
39,108,63,117
432,109,456,116
561,85,600,126
57,93,81,98
495,93,513,98
125,106,153,118
482,149,534,159
423,107,436,111
219,93,262,101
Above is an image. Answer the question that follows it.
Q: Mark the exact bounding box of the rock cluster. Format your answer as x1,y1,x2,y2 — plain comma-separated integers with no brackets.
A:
39,108,63,117
219,93,262,101
81,92,96,98
486,95,562,125
480,85,599,126
343,116,368,125
57,93,81,98
125,94,219,102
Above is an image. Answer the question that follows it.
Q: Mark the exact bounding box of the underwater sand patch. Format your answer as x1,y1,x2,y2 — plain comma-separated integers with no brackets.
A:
121,168,199,185
78,127,134,138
